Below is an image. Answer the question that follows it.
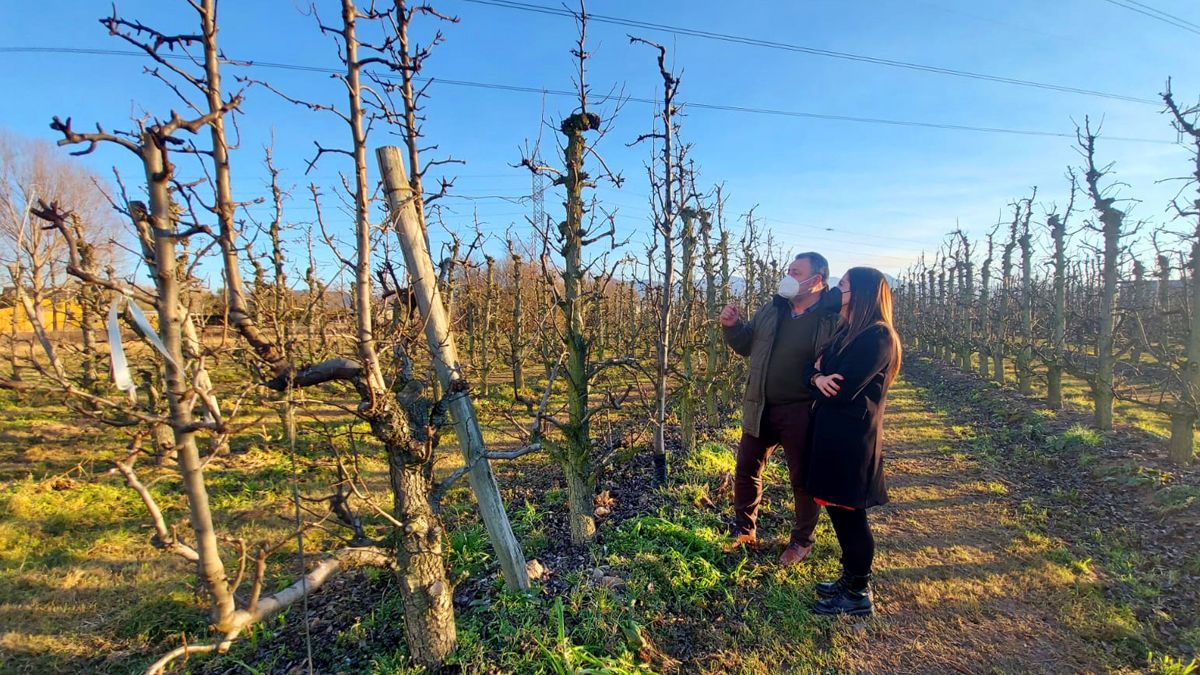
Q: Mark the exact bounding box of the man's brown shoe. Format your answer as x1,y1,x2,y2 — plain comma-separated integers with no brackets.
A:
723,532,758,552
779,542,813,566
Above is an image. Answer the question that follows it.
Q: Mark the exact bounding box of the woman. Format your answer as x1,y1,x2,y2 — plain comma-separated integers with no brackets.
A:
804,267,902,617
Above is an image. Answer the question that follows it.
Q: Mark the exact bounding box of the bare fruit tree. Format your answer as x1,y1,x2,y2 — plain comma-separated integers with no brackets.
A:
1079,120,1128,432
519,1,632,545
1161,81,1200,465
20,4,407,672
629,36,681,485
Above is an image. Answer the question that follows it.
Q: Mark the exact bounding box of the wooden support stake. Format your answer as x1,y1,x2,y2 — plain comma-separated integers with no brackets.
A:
376,145,531,590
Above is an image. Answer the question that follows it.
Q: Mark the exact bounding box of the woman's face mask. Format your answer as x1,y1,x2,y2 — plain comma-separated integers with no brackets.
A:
820,286,842,310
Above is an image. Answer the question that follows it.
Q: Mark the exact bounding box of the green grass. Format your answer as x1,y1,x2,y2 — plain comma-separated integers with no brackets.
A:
1148,653,1200,675
1056,423,1104,449
4,351,1196,674
449,523,493,579
511,499,551,558
1155,483,1200,513
606,516,725,609
0,390,397,673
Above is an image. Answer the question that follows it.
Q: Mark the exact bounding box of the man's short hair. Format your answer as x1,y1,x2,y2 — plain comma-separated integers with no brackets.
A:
794,252,829,286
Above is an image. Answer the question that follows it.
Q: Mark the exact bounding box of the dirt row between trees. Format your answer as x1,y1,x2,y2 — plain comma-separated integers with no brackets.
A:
837,354,1198,674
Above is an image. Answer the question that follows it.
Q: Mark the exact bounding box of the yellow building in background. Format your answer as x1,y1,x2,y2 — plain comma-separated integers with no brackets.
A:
0,300,82,333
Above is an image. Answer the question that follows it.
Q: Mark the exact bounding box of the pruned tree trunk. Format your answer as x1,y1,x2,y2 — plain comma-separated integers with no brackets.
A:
556,110,598,545
1157,253,1172,357
481,255,496,397
138,131,237,626
1017,193,1036,395
370,403,457,663
678,205,699,455
995,209,1019,385
937,262,948,362
978,231,994,379
1048,211,1069,409
631,36,681,486
340,2,456,665
1080,123,1122,432
700,205,720,422
716,214,734,400
507,240,527,403
741,213,758,315
954,232,975,371
946,256,958,365
1129,259,1146,367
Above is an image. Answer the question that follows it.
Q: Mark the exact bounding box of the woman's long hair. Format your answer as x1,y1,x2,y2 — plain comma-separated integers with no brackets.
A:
835,267,903,387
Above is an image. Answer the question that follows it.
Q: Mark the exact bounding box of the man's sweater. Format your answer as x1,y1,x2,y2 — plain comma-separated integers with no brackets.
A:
764,307,825,405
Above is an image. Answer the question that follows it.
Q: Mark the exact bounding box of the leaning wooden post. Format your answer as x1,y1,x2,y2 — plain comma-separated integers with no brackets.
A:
376,145,531,590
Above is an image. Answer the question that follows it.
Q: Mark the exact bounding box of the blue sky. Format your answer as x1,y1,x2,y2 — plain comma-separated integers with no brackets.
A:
2,0,1198,281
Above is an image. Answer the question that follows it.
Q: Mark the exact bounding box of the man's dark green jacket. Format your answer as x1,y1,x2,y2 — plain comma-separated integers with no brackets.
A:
722,293,840,437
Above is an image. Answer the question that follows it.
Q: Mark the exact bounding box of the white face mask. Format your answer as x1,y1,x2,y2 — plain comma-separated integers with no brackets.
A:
776,275,801,299
777,274,818,299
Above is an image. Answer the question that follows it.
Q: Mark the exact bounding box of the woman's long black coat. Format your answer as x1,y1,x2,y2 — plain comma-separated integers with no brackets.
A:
803,323,896,509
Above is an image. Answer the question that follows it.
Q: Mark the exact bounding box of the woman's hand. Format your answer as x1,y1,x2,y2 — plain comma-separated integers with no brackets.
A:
813,373,843,397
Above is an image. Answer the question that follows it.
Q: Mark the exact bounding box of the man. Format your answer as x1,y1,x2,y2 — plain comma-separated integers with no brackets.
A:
718,252,840,565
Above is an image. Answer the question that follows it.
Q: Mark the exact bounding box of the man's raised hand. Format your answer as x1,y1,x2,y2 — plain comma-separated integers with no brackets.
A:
718,304,740,327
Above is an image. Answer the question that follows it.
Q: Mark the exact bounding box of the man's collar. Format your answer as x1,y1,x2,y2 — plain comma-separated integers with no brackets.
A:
790,300,821,317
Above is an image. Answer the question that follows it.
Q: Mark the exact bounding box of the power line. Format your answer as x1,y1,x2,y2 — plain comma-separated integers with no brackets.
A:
0,46,1173,145
1125,0,1200,29
1100,0,1200,35
454,0,1160,106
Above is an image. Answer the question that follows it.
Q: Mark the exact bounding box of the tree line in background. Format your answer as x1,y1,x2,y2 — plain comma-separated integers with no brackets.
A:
894,91,1200,466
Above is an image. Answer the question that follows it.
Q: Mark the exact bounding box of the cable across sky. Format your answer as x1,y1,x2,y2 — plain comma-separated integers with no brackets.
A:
0,46,1174,145
1099,0,1200,36
452,0,1162,106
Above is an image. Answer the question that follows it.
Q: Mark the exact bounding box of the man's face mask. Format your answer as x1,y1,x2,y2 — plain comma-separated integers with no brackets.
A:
777,273,819,300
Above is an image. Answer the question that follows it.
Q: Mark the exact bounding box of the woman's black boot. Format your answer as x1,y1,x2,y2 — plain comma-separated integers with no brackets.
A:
813,574,873,616
815,574,848,599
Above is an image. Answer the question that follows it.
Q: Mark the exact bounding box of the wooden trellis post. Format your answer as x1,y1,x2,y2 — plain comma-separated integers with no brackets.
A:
377,145,531,590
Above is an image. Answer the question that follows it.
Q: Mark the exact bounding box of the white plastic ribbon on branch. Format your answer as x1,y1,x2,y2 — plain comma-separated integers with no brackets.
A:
106,295,180,403
107,297,137,403
125,297,178,370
